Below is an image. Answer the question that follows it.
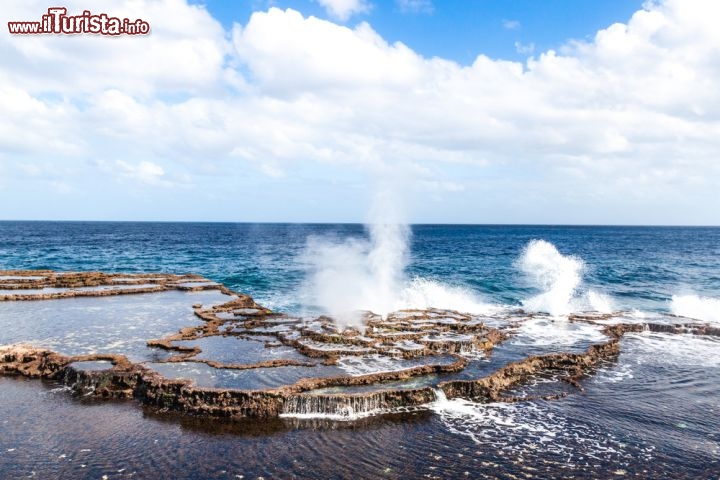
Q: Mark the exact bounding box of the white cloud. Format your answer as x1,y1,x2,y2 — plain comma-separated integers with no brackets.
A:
232,9,423,94
116,160,166,185
514,41,535,55
1,0,719,223
316,0,370,21
397,0,433,14
0,0,230,95
110,159,190,188
503,19,520,30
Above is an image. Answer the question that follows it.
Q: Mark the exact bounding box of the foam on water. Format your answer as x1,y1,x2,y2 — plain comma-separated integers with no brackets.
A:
431,397,651,463
518,239,615,316
397,277,501,315
280,410,383,421
510,317,608,349
585,290,615,313
335,354,454,377
337,355,397,376
279,409,398,421
518,240,583,316
591,331,720,390
593,363,635,384
301,192,409,329
304,206,632,328
589,309,674,326
301,190,497,328
671,294,720,324
625,331,720,368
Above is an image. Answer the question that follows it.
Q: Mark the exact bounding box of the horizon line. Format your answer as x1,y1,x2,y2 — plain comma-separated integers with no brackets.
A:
1,219,718,228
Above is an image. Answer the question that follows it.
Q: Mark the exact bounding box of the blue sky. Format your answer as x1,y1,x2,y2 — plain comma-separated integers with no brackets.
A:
1,0,718,224
202,0,642,63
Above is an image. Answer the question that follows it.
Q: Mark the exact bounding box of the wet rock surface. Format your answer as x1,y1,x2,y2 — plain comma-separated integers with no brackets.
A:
2,269,719,421
0,270,231,300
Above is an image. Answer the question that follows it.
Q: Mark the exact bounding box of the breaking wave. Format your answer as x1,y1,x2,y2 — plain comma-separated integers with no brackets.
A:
671,294,720,324
517,239,613,316
301,190,497,328
397,277,499,315
302,191,616,328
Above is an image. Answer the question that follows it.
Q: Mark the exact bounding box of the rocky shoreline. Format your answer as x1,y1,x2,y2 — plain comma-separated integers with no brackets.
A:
2,269,718,420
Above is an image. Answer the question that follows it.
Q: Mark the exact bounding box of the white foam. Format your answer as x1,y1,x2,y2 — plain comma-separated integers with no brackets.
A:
301,189,497,327
336,355,411,377
301,190,409,329
626,331,720,368
671,294,720,324
517,240,584,316
586,290,615,313
45,386,73,395
511,317,607,348
279,404,427,421
432,398,650,462
279,410,382,421
396,277,501,315
591,309,676,326
629,309,649,320
593,363,634,384
432,399,562,443
517,239,616,316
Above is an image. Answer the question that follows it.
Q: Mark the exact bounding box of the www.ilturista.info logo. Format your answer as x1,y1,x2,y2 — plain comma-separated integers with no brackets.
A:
8,7,150,35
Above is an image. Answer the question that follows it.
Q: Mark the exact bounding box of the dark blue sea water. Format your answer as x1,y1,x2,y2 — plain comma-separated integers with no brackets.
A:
1,221,718,315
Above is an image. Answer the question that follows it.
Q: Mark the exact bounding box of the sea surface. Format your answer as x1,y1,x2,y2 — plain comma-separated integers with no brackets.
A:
2,222,719,314
1,221,719,478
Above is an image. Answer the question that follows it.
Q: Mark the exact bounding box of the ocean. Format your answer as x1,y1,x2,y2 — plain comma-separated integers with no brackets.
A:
2,222,719,314
1,221,719,478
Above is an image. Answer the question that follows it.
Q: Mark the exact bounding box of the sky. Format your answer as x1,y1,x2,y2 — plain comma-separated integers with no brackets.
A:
0,0,718,225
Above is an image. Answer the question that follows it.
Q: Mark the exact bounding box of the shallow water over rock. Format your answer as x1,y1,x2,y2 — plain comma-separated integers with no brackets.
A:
0,289,230,361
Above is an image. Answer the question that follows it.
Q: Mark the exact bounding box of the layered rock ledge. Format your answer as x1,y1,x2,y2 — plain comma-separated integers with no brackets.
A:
1,269,718,420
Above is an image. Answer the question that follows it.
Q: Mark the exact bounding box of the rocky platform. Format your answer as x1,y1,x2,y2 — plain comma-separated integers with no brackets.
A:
1,270,718,420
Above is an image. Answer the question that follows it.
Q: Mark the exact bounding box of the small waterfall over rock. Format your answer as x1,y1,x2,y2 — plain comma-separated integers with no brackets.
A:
281,387,438,419
61,365,102,396
432,388,448,404
283,394,387,419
